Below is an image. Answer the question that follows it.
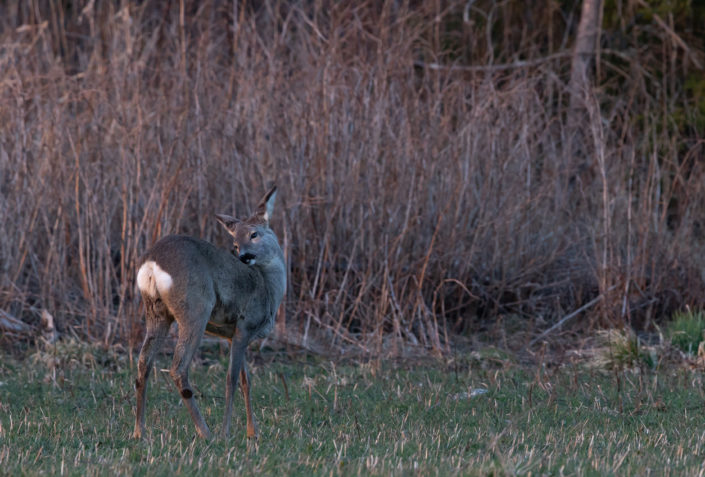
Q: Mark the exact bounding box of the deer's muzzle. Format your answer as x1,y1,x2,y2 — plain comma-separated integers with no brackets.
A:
239,253,256,265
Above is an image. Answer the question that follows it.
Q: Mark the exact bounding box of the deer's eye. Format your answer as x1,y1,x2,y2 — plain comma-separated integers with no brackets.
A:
233,244,240,253
250,231,258,239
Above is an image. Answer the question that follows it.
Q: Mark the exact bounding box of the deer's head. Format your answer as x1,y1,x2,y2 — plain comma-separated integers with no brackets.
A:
216,186,280,267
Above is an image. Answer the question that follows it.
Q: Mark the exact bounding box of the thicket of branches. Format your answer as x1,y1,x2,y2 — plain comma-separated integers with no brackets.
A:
1,0,704,354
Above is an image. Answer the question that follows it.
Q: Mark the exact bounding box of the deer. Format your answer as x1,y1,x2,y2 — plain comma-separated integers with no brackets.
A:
132,186,285,441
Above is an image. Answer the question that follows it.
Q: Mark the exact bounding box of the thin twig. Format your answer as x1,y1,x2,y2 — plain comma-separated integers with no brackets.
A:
636,0,703,70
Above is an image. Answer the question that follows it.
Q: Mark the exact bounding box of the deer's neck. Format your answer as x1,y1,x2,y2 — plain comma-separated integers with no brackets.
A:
259,252,286,313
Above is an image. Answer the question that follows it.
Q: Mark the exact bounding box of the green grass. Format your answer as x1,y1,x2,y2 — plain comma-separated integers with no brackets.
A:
667,310,705,355
593,329,656,370
2,343,705,475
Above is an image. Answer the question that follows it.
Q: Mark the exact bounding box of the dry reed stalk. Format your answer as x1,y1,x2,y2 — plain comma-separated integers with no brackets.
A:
0,0,703,355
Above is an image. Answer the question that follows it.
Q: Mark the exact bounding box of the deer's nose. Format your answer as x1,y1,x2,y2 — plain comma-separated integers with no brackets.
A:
239,252,256,265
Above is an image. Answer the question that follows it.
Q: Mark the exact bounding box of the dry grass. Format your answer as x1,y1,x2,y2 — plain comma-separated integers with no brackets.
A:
0,1,704,354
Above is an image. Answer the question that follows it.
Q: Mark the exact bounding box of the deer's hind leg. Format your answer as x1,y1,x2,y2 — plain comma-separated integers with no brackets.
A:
134,298,172,439
170,307,212,439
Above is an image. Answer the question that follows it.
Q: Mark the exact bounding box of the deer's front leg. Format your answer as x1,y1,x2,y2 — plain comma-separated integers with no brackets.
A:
240,362,258,440
222,331,249,438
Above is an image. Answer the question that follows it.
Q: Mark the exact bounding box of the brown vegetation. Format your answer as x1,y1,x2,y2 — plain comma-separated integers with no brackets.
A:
1,0,704,355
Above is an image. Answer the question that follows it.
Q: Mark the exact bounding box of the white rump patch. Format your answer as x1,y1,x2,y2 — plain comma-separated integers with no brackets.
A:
136,260,173,298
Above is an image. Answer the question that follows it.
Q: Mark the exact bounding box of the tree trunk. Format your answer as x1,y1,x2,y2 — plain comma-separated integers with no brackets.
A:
569,0,602,113
564,0,602,183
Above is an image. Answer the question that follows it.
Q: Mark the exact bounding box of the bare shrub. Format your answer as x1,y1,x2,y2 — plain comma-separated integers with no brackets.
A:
1,1,703,355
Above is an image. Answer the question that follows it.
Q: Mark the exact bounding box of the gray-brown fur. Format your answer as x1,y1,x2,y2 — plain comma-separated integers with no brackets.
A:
133,186,285,440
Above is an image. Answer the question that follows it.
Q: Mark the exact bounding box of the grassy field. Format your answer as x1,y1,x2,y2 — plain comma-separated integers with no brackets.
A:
2,342,705,476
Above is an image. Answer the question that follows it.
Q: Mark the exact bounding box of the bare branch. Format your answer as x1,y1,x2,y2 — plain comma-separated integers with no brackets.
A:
0,310,33,334
413,51,571,73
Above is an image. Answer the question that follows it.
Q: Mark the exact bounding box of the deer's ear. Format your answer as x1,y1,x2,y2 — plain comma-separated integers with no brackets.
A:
215,214,240,233
255,186,277,224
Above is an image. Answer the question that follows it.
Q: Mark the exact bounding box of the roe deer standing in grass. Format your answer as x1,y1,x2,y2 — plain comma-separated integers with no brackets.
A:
133,186,285,440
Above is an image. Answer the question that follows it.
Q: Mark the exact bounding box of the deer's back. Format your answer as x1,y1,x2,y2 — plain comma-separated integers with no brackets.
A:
139,235,264,329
